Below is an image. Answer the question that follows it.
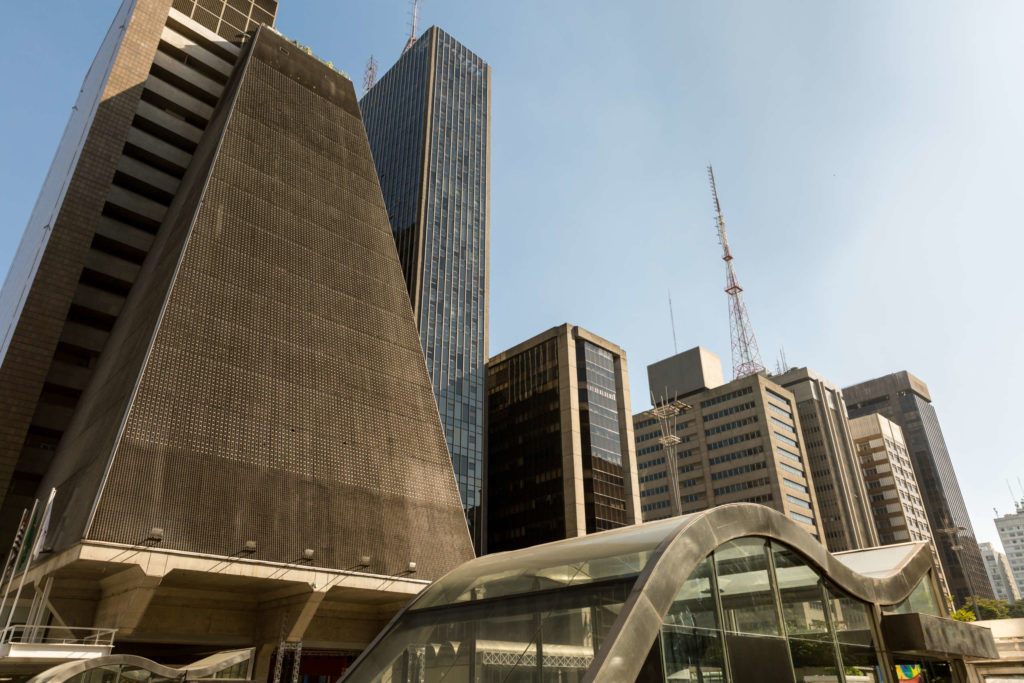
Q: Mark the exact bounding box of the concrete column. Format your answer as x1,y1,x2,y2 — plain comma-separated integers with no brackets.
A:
94,567,162,635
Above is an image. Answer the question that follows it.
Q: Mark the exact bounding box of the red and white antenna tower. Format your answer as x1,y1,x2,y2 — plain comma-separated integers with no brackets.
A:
402,0,422,55
362,55,378,93
708,165,766,380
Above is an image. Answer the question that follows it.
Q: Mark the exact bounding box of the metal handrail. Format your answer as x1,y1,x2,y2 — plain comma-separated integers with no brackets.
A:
0,625,116,647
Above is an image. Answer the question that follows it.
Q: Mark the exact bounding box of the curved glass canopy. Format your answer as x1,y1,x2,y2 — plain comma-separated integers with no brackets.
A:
340,504,941,683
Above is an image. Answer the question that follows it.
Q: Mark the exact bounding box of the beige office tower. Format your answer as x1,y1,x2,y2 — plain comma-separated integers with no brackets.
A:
774,367,878,552
633,347,825,541
849,414,948,592
980,542,1021,603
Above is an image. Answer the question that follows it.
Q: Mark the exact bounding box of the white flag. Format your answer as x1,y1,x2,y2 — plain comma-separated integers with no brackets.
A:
30,488,56,561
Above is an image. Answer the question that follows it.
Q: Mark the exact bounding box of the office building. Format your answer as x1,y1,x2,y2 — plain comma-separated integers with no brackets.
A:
774,367,878,552
980,541,1021,603
995,500,1024,598
360,28,490,550
845,371,993,604
0,2,473,676
486,324,640,553
849,413,948,596
633,347,825,540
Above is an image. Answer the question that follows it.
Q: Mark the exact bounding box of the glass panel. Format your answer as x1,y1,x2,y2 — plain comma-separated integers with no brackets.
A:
345,579,631,683
772,543,841,683
716,538,792,683
715,537,781,636
824,583,875,647
661,556,726,682
881,574,941,616
838,644,881,683
412,516,686,610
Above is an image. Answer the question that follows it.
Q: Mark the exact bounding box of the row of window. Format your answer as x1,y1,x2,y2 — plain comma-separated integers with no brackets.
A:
708,430,761,451
771,416,796,434
714,477,769,496
702,401,755,423
640,485,669,498
774,431,799,448
641,499,671,512
767,402,793,419
638,456,666,470
700,385,754,408
638,470,666,483
708,445,765,466
705,415,758,437
710,461,766,481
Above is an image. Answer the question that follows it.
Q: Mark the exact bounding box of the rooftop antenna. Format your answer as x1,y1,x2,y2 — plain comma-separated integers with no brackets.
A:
775,345,789,375
708,165,765,380
668,290,678,354
402,0,422,55
362,54,379,94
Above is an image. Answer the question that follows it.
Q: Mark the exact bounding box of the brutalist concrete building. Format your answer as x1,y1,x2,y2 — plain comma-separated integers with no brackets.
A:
845,371,993,606
486,325,641,553
0,0,473,677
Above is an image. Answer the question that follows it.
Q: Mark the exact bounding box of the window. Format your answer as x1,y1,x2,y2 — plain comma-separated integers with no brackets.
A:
774,432,799,448
790,511,815,525
787,494,812,509
783,479,808,493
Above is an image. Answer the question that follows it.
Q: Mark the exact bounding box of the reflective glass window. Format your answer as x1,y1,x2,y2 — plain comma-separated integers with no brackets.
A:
660,556,726,681
715,538,792,682
772,543,841,682
825,582,881,682
881,573,941,616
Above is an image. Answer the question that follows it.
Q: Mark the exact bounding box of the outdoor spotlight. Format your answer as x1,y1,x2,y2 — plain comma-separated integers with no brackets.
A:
302,548,314,560
407,561,417,573
147,527,164,542
243,540,257,553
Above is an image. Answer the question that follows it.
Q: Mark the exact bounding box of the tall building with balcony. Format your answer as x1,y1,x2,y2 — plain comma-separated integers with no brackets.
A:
773,367,878,552
486,324,640,553
0,1,474,675
360,28,490,551
849,413,947,594
633,347,825,541
995,501,1024,598
980,541,1021,603
845,371,993,604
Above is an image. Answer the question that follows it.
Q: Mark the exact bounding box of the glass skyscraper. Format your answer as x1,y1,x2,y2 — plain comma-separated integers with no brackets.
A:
360,27,490,551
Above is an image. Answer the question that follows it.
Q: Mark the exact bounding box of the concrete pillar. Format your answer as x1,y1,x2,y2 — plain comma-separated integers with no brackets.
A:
94,566,162,635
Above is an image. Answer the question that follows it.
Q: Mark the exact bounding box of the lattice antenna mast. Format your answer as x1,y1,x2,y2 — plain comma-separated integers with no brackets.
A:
362,55,379,94
708,165,766,380
402,0,422,55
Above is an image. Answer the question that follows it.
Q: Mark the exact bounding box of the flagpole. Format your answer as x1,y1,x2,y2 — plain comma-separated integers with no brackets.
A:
1,498,39,642
0,509,28,624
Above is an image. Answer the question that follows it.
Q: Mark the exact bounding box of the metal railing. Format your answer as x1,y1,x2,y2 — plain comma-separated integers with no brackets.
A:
0,625,116,647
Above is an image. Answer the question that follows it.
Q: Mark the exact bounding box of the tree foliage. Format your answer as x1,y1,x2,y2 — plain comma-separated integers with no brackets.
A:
950,607,975,622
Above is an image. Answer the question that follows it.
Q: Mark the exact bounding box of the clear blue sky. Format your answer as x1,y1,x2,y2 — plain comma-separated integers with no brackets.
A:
2,1,1023,551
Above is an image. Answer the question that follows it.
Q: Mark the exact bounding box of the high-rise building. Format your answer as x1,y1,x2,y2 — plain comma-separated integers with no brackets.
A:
360,28,490,550
633,347,825,541
0,0,279,549
774,367,878,552
979,541,1021,603
848,413,947,594
0,2,473,674
845,371,993,604
486,324,640,553
994,500,1024,598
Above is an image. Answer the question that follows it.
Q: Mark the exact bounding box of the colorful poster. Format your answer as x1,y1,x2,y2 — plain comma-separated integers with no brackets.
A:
895,664,922,682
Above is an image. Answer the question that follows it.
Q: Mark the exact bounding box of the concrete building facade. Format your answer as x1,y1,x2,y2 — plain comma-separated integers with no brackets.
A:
486,325,641,553
0,2,474,677
845,371,993,605
632,348,825,541
360,28,491,551
775,367,878,552
980,541,1022,603
995,501,1024,598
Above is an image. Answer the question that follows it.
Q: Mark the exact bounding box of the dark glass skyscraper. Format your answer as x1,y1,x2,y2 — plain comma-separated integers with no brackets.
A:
845,371,993,606
360,27,490,550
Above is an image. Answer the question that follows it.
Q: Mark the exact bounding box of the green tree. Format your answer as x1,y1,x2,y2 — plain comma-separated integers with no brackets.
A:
973,598,1010,620
950,607,975,622
1009,601,1024,618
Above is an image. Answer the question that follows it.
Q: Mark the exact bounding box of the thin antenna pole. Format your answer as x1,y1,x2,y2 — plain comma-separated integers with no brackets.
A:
708,165,765,380
668,290,678,354
402,0,422,55
362,54,378,94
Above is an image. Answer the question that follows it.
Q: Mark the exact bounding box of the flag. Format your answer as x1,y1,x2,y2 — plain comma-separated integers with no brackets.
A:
30,489,56,562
